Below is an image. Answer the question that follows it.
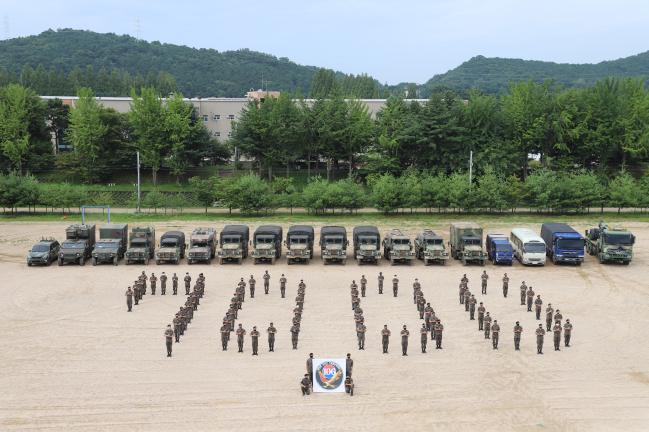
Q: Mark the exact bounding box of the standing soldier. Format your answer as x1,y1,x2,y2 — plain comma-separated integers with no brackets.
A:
172,273,178,295
378,272,384,294
279,274,287,298
140,271,148,294
267,322,277,352
546,303,554,332
536,324,545,354
481,270,488,294
502,273,509,297
299,279,306,290
461,274,469,285
236,324,246,353
513,321,523,351
484,312,492,339
554,309,563,325
401,325,410,356
469,295,477,320
306,353,314,384
346,353,354,377
160,272,167,295
564,319,573,347
553,320,562,351
149,273,157,295
184,273,191,296
420,323,428,353
434,319,444,349
417,294,426,319
520,281,527,305
381,325,391,354
459,282,466,305
477,302,486,330
250,326,260,355
173,314,182,342
360,275,367,297
220,323,229,350
526,286,535,312
125,286,133,312
424,303,434,331
356,323,366,350
164,325,174,357
291,324,300,349
263,270,271,294
464,288,472,312
491,320,500,349
133,280,140,305
412,279,421,303
249,275,256,298
392,275,399,297
534,295,543,320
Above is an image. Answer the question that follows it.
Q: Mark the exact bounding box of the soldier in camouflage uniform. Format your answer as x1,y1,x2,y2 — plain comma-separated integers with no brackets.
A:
250,326,260,355
267,322,277,352
553,321,562,351
263,270,270,294
434,320,444,349
424,303,434,331
513,321,523,350
420,323,428,353
401,325,409,356
279,274,287,298
150,273,157,295
464,289,472,312
378,272,384,294
491,320,500,349
546,303,554,332
554,309,563,325
412,278,421,304
381,325,391,353
534,295,543,320
291,324,300,349
535,324,545,354
360,275,367,297
481,270,488,294
236,324,246,353
469,295,477,320
484,312,492,339
249,275,256,298
140,271,148,294
392,275,399,297
502,273,509,297
564,319,573,347
459,282,466,305
520,281,527,305
417,293,426,319
164,325,174,357
356,323,367,350
125,287,133,311
184,273,191,296
172,273,178,295
526,286,535,312
220,323,230,350
477,302,486,330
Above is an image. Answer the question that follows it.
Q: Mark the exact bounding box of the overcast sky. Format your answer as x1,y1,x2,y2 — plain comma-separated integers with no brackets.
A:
2,0,648,84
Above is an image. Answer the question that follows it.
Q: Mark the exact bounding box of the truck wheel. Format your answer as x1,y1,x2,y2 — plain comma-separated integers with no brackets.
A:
144,258,149,265
623,261,630,265
390,257,395,266
156,260,160,265
271,257,275,265
58,258,63,266
27,262,32,267
461,258,466,266
113,257,118,266
598,254,604,264
92,257,97,266
80,257,85,266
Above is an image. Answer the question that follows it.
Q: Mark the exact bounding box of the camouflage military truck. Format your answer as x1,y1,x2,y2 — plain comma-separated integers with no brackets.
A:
353,226,381,264
449,222,487,266
92,223,128,266
251,225,283,264
58,224,96,266
155,231,186,265
27,238,60,266
415,229,449,265
585,221,635,264
382,229,415,265
187,227,216,264
125,227,155,265
217,225,249,264
285,225,314,265
320,226,349,265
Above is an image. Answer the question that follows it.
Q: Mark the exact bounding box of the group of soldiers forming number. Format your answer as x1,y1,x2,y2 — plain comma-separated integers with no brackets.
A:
218,272,302,355
459,271,574,353
301,353,355,396
163,273,205,357
125,271,192,311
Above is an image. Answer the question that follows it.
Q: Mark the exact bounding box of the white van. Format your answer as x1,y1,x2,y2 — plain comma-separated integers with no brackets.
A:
510,228,546,266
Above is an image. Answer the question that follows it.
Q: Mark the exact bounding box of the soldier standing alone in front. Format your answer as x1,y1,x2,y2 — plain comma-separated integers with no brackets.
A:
513,321,523,350
164,325,174,357
401,325,409,356
125,286,133,312
250,326,260,355
381,325,391,353
279,274,287,298
263,270,270,294
502,273,509,297
392,275,399,297
378,272,384,294
481,270,488,294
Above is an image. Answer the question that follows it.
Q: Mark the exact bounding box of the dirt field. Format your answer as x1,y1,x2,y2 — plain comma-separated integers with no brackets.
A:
2,220,649,432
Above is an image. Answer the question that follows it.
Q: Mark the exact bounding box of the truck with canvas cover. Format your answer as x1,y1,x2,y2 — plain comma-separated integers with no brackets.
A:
320,226,349,264
286,225,314,265
125,227,155,265
217,225,249,264
155,231,186,265
585,221,634,264
382,229,415,265
187,227,216,264
414,229,448,265
486,233,514,265
352,226,381,264
251,225,283,264
59,224,96,266
92,223,128,266
449,222,487,266
540,223,584,265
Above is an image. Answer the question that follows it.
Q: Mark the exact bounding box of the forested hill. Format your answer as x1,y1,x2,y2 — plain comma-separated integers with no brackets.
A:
0,29,323,97
423,53,649,95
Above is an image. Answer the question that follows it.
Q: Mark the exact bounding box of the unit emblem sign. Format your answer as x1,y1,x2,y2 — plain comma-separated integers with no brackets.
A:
313,358,346,393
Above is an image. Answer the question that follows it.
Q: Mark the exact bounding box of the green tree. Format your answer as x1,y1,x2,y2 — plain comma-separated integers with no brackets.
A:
129,87,167,185
369,173,402,213
0,84,33,174
608,170,639,213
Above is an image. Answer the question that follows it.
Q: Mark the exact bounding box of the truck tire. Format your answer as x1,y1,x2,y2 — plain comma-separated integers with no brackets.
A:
80,257,85,266
271,257,275,265
92,257,97,266
113,257,118,266
144,258,149,265
461,257,467,266
623,261,630,265
156,260,160,265
58,258,63,266
390,257,395,266
27,262,32,267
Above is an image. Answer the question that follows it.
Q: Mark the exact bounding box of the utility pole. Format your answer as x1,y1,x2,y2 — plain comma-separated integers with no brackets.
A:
136,151,141,213
468,150,473,187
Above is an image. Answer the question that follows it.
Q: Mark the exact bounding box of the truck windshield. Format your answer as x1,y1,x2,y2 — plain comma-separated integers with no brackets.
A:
393,239,409,245
95,242,114,249
161,240,178,247
495,244,512,252
425,239,442,245
358,236,376,245
32,244,50,252
61,241,81,249
290,236,307,244
603,233,634,245
524,242,546,253
130,239,147,247
557,239,584,250
464,238,481,246
222,236,240,244
192,240,208,247
325,237,343,244
256,236,274,244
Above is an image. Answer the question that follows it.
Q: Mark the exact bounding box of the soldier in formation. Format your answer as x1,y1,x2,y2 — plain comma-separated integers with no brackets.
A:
481,270,488,294
267,322,277,352
306,353,314,384
491,320,500,349
469,295,477,320
125,286,133,312
477,302,485,330
173,313,182,343
263,270,270,294
526,286,535,312
164,324,174,357
140,271,148,294
279,274,287,298
424,303,434,331
564,319,573,347
392,275,399,297
546,303,554,332
401,325,409,356
381,325,391,354
420,323,428,353
360,275,367,297
412,278,421,304
484,312,492,339
434,319,444,349
249,275,256,298
378,272,384,294
172,272,178,295
300,374,311,396
520,281,527,305
502,273,509,297
150,272,157,295
160,272,167,295
236,323,246,353
346,353,354,377
513,321,523,350
553,320,562,351
250,326,260,355
459,282,466,305
291,324,300,349
534,295,543,320
220,323,229,350
464,288,472,312
184,272,191,295
535,324,545,354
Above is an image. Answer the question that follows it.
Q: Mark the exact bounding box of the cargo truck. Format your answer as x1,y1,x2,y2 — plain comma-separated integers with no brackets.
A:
187,227,216,264
155,231,186,265
486,233,514,265
449,222,487,266
58,224,96,266
414,229,449,265
125,227,155,265
251,225,283,264
217,225,249,264
585,222,634,264
540,223,584,265
352,226,381,264
382,229,415,265
286,225,314,265
320,226,349,265
92,223,128,266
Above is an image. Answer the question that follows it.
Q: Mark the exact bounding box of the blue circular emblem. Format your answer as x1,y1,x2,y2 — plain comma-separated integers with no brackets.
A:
315,360,344,390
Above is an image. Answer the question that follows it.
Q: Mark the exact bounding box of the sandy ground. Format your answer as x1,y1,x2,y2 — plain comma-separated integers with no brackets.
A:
2,220,649,432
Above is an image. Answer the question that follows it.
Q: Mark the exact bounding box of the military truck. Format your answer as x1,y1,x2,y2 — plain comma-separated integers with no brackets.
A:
27,238,60,266
449,222,487,266
217,225,249,264
352,226,381,264
585,222,635,264
286,225,314,265
251,225,283,264
125,227,155,265
382,229,415,265
155,231,186,265
320,226,349,265
414,229,449,265
187,227,217,264
58,224,96,266
92,223,128,266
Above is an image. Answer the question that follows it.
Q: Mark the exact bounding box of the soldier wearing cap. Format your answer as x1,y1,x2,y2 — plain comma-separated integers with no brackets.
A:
184,273,191,295
461,274,468,284
150,273,157,295
463,288,471,312
236,324,246,353
553,320,562,351
291,324,300,349
401,325,410,356
526,286,535,312
491,320,500,349
535,324,545,354
164,324,174,357
172,273,178,295
125,286,133,312
173,314,182,342
220,323,230,350
434,320,444,349
520,281,527,305
546,303,554,332
346,353,354,377
502,273,509,297
381,325,391,353
534,295,543,320
481,270,488,294
469,295,477,320
554,309,563,325
477,302,486,330
263,270,270,294
564,319,573,347
267,322,277,352
459,282,466,305
356,323,366,350
513,321,523,350
360,275,367,297
424,303,434,331
248,275,256,298
251,326,260,355
484,312,492,339
160,272,167,295
378,272,384,294
392,275,399,297
420,323,428,353
344,376,354,396
306,353,314,383
280,274,287,298
140,271,148,293
300,374,311,396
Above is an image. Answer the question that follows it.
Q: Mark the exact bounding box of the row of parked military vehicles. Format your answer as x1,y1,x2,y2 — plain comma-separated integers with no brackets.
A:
26,221,635,267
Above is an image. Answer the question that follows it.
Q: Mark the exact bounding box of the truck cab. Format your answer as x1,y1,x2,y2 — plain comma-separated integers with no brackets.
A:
353,226,381,264
383,229,415,265
217,225,249,264
541,223,584,265
59,224,96,266
286,225,314,264
320,226,348,264
125,226,155,265
188,228,216,264
415,230,448,265
156,231,186,265
251,225,282,264
92,239,122,266
585,222,635,264
449,223,487,266
486,234,513,265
